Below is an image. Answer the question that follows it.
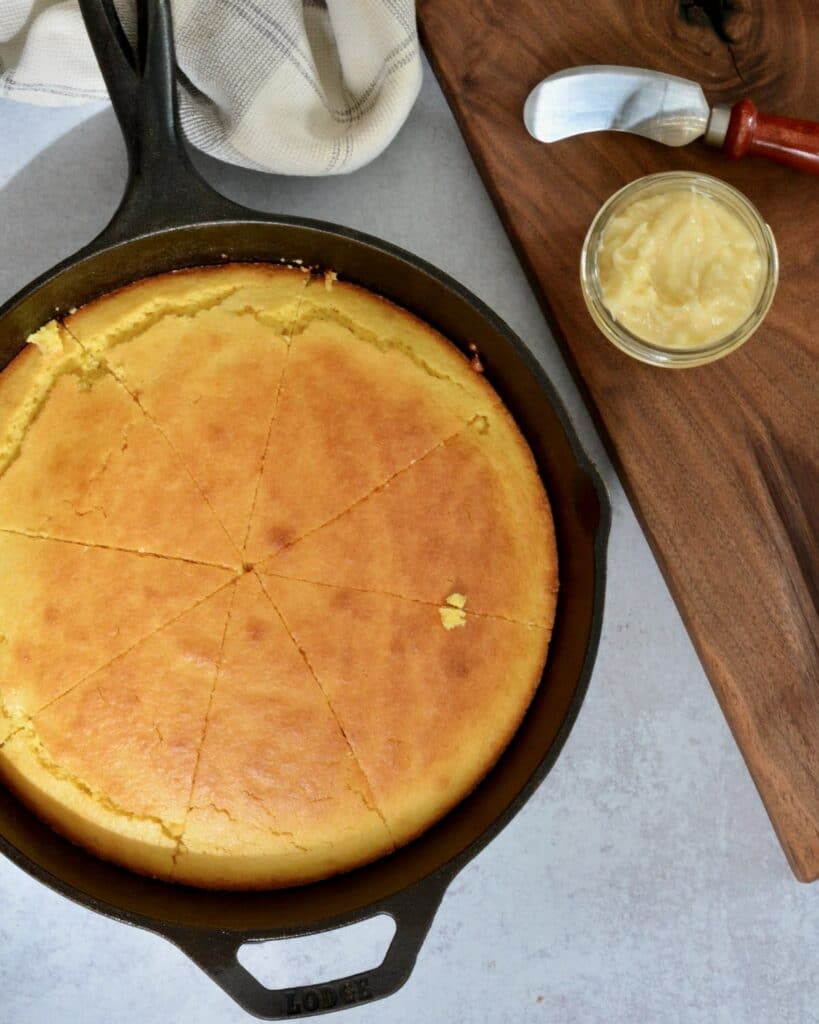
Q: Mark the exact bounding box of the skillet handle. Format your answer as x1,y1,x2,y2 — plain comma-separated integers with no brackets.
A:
167,874,450,1019
78,0,244,245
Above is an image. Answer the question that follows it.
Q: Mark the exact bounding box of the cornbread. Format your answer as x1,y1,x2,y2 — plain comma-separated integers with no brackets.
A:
0,264,557,889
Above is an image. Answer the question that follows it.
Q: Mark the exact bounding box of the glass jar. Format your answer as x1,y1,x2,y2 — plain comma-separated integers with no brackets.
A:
580,172,779,368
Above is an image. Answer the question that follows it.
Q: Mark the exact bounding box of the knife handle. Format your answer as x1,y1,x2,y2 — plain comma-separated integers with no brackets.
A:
722,99,819,175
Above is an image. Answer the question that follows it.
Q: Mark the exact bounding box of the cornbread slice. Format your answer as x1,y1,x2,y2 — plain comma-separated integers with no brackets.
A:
0,532,234,744
260,407,557,626
245,281,498,562
294,275,496,423
0,585,234,879
95,308,288,548
65,265,307,549
174,571,394,889
262,576,550,847
0,369,239,567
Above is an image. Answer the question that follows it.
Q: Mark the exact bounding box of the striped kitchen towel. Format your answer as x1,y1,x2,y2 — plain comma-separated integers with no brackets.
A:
0,0,422,175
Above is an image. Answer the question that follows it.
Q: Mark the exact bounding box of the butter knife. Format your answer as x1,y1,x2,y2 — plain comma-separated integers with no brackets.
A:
524,66,819,175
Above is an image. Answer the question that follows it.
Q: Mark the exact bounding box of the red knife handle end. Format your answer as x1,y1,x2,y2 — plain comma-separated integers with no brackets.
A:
723,99,819,174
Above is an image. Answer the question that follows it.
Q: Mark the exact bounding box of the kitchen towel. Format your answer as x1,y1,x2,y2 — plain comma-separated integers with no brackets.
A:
0,0,422,175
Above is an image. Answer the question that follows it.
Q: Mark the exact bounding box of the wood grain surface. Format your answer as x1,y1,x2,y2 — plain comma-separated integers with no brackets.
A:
418,0,819,880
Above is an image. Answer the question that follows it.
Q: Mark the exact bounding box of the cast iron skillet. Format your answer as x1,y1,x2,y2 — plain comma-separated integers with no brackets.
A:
0,1,609,1017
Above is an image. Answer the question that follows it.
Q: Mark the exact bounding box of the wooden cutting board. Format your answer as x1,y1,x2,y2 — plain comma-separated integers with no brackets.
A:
418,0,819,881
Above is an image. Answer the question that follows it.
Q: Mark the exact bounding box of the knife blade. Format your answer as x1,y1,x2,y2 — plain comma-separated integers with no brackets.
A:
523,66,819,175
524,66,715,147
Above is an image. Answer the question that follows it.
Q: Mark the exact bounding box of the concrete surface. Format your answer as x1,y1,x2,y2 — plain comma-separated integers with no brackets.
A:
0,59,816,1024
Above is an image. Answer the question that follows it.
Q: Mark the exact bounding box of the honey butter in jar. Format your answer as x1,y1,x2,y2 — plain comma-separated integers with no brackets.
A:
580,172,778,367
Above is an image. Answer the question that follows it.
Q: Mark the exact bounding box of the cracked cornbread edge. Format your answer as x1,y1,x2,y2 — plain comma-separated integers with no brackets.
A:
0,718,184,879
0,575,241,877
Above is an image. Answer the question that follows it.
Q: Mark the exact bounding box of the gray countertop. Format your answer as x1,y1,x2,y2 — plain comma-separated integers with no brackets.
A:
1,62,816,1024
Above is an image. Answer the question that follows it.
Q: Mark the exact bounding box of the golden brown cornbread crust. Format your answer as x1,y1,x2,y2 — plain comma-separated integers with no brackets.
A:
0,263,557,889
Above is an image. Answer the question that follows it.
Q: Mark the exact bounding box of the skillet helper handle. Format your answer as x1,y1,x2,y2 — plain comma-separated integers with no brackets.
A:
716,99,819,175
78,0,241,242
170,877,449,1020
